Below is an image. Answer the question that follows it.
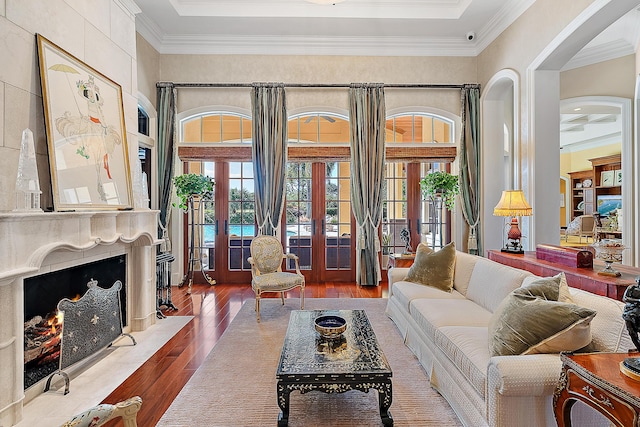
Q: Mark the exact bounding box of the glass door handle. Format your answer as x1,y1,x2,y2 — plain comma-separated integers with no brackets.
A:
312,219,316,236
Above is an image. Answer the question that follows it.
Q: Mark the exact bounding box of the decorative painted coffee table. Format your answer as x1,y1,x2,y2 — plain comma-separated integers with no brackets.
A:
276,309,393,426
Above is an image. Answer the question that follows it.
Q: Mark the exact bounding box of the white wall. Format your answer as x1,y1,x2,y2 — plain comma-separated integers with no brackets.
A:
0,0,140,212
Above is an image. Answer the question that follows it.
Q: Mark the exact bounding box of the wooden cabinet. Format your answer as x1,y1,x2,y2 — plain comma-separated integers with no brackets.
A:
590,154,622,216
567,154,621,221
568,170,593,220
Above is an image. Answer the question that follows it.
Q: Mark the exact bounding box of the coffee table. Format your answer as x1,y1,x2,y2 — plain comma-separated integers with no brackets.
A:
276,309,393,426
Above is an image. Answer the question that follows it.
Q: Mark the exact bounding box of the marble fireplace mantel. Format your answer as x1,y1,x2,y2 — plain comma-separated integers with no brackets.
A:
0,210,161,426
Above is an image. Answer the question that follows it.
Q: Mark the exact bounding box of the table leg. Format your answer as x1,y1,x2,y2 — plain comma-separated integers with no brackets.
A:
377,380,393,426
553,385,575,427
277,381,290,427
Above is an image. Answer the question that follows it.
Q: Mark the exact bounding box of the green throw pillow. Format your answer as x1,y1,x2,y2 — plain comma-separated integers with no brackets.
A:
521,273,574,304
488,278,596,356
403,241,456,292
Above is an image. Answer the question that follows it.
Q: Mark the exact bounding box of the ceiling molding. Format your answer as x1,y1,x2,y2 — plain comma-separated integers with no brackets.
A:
474,0,536,54
166,0,472,20
115,0,142,16
559,132,621,152
142,32,479,56
561,39,635,71
135,0,535,56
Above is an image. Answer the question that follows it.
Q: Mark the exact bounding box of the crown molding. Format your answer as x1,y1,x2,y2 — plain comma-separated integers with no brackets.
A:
475,0,535,54
115,0,142,16
142,31,479,56
561,39,635,71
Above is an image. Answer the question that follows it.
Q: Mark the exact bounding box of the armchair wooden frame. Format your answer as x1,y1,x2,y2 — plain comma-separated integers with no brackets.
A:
247,235,305,322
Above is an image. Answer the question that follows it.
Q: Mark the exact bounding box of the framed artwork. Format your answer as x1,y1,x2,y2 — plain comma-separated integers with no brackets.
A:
600,170,614,187
37,34,133,210
614,169,623,186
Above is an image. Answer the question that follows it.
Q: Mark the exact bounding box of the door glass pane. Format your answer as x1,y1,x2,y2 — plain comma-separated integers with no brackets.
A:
420,163,447,249
286,162,312,270
228,162,255,271
326,162,351,270
382,163,409,256
185,162,216,271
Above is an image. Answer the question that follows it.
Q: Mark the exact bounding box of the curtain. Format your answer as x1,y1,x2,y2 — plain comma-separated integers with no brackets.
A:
251,83,287,236
157,83,177,252
349,84,386,286
460,84,482,255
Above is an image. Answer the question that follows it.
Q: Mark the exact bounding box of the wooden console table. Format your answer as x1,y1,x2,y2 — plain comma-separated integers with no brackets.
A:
487,250,638,302
387,253,415,269
554,352,640,427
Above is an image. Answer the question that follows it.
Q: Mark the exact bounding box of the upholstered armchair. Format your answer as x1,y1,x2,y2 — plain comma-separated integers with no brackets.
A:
564,214,595,243
60,396,142,427
247,235,305,322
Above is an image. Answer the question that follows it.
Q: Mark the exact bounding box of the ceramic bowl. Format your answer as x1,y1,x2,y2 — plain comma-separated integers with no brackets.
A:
314,315,347,339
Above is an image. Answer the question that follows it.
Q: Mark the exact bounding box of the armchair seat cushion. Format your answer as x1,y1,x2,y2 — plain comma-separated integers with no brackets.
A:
253,272,304,290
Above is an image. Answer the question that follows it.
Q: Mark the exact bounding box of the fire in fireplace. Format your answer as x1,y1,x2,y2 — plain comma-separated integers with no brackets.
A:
23,255,126,390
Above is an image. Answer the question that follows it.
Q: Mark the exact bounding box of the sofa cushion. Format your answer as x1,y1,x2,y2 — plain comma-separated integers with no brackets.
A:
410,298,492,341
569,287,632,352
488,282,597,356
435,326,490,398
452,250,479,296
392,280,465,312
465,258,531,313
404,242,456,292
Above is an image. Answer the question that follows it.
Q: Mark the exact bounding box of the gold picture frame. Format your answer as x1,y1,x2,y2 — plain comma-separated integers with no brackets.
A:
37,34,133,210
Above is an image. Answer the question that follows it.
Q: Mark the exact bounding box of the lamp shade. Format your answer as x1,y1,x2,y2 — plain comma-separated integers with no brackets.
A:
493,190,532,217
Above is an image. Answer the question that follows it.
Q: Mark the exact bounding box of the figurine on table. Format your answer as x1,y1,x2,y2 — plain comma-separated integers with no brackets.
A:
622,277,640,352
400,227,413,254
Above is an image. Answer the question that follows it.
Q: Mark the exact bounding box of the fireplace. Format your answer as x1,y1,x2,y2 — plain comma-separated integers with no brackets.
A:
0,210,161,427
23,255,127,390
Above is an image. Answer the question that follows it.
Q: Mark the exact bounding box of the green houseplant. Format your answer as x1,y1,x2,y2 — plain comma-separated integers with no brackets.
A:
420,171,460,211
173,173,215,211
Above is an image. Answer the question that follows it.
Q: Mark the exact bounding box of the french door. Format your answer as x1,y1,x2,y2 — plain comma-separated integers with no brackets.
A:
285,161,355,282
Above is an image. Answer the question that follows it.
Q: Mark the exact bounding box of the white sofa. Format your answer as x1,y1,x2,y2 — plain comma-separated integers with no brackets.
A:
385,250,634,427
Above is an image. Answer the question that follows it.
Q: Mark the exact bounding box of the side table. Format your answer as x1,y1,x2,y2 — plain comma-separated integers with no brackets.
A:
387,253,415,269
554,352,640,427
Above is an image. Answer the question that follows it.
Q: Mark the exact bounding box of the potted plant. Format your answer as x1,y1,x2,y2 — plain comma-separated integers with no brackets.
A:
173,173,215,211
420,170,460,211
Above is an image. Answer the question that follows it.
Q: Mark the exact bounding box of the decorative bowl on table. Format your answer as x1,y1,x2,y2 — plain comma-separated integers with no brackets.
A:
314,315,347,339
592,239,625,277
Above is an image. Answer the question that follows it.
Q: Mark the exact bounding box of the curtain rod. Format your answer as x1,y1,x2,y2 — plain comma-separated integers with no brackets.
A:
157,82,479,89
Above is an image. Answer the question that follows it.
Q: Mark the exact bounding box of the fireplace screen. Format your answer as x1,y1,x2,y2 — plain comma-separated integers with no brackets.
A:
45,279,135,394
24,255,126,389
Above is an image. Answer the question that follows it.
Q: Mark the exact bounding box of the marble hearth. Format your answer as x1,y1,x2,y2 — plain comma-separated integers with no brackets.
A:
0,210,160,427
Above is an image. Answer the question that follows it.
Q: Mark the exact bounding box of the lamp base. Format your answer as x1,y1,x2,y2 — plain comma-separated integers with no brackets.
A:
501,247,524,254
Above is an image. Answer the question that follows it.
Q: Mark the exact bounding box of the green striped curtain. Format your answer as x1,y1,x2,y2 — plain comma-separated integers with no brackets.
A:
349,84,386,286
251,83,287,236
460,84,482,255
157,83,177,252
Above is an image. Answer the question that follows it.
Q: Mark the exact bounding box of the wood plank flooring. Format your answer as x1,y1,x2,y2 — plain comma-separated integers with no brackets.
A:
101,281,389,426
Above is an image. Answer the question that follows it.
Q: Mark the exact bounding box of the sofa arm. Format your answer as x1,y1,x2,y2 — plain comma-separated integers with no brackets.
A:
487,354,562,397
387,267,410,286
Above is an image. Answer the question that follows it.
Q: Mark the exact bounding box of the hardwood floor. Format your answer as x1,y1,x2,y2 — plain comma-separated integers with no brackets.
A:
101,281,389,426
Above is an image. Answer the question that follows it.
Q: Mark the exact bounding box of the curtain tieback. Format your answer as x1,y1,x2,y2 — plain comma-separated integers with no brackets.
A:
467,224,478,251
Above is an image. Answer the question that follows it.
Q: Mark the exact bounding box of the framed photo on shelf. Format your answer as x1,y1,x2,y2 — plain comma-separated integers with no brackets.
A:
614,169,622,186
36,34,133,210
600,170,615,187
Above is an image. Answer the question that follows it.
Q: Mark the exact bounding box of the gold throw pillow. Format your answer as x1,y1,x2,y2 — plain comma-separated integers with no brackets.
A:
403,242,456,292
488,277,596,356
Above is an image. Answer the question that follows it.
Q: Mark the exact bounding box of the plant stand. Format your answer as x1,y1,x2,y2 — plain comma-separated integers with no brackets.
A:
179,196,216,294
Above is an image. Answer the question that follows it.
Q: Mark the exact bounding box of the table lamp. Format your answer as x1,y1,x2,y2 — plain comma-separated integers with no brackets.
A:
493,190,532,254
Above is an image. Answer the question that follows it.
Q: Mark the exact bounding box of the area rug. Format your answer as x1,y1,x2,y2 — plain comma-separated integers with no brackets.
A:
157,298,462,427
